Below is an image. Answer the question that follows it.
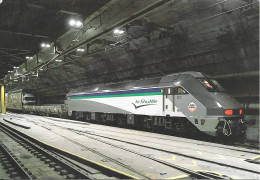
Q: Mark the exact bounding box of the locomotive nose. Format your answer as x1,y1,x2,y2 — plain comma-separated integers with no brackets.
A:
211,92,241,110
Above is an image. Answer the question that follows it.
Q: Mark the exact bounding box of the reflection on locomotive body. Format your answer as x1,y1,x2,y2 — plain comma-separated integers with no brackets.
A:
6,72,244,137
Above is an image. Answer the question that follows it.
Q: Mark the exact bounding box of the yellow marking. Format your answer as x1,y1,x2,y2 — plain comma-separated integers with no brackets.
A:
192,160,197,166
158,156,197,167
185,152,225,159
250,155,260,160
196,154,225,160
145,173,157,179
165,174,189,179
177,160,197,167
16,129,140,179
159,155,176,161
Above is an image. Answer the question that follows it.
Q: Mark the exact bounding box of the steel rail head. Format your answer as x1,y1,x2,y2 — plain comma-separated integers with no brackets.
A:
0,123,93,179
0,143,33,179
69,129,219,179
0,122,138,179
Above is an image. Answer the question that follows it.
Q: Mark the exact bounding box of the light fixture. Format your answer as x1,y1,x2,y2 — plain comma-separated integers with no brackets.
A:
69,19,83,28
55,59,62,62
175,81,180,85
77,48,85,52
113,29,124,35
26,56,33,60
8,71,11,72
13,66,18,69
75,21,83,27
69,19,76,26
41,43,50,48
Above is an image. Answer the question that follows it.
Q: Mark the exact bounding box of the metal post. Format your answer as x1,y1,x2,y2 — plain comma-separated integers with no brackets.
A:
1,84,6,114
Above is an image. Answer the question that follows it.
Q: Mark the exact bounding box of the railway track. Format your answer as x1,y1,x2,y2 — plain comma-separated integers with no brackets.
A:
36,126,231,179
2,114,260,179
0,122,144,179
7,113,260,151
33,120,260,175
0,143,33,179
38,116,259,155
68,128,260,174
3,113,260,161
0,119,231,179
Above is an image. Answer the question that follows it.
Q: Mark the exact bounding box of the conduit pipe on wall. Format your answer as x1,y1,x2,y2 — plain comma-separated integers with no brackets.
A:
242,103,259,110
212,71,259,79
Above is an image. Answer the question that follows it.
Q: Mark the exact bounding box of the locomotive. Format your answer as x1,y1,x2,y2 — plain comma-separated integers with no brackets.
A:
6,72,244,137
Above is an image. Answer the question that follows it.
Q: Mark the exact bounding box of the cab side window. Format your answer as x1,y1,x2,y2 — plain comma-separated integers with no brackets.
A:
177,87,188,95
161,88,175,95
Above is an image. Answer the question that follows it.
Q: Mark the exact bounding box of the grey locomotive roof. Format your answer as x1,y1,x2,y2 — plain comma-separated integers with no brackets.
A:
68,71,207,95
167,71,206,78
68,77,162,95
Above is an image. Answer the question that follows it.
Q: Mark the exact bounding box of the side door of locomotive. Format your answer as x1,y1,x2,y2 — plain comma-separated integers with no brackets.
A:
162,87,175,115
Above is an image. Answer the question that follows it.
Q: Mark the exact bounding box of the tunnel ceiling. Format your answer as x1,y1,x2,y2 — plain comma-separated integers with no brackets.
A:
0,0,110,77
0,0,259,100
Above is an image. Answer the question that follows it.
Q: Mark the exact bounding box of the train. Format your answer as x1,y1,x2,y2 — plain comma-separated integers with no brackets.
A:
5,71,245,137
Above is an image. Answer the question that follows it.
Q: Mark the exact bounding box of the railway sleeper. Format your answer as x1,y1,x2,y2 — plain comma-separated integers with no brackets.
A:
0,124,94,179
0,143,34,179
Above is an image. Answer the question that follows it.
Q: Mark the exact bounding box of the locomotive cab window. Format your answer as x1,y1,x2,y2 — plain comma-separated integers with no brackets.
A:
162,88,175,95
177,87,188,94
197,78,225,92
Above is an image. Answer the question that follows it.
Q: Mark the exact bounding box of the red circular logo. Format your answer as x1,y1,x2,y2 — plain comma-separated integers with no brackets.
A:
188,102,197,112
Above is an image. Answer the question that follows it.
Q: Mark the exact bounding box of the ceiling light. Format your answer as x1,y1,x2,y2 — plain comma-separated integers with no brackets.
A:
55,59,62,62
114,29,120,34
75,21,83,27
41,43,50,48
13,66,18,69
114,29,124,35
26,56,33,60
77,48,85,52
69,19,76,26
69,19,83,28
8,71,11,72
